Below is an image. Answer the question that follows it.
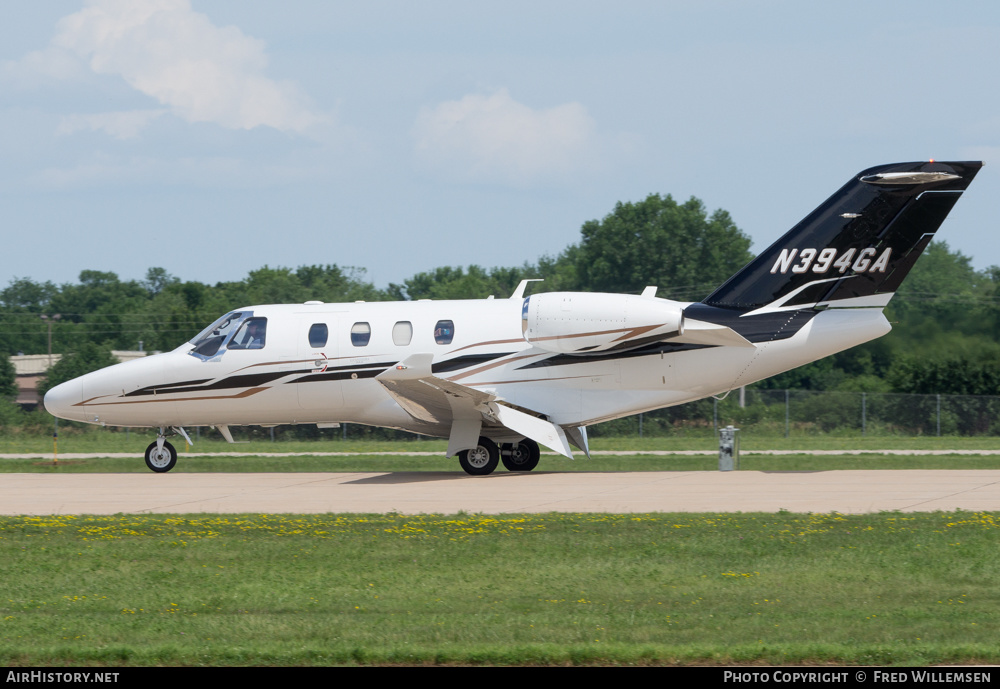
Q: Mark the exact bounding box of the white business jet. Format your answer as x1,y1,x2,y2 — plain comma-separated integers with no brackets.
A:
44,161,982,474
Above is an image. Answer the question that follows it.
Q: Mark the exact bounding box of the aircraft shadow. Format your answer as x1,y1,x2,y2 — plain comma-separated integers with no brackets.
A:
345,471,553,484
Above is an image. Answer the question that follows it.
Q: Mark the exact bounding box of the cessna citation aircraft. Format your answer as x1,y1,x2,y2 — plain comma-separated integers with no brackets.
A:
45,160,982,475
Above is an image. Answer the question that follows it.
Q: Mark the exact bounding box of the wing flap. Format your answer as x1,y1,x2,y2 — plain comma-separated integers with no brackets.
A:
377,353,576,458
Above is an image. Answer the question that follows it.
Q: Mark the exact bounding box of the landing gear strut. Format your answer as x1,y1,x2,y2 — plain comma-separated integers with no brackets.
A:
501,439,540,472
458,437,500,476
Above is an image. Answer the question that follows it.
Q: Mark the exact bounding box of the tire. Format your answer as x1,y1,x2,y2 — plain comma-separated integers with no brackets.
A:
145,441,177,473
458,437,500,476
501,439,540,472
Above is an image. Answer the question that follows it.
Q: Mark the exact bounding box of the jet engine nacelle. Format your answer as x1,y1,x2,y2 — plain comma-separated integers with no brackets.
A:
521,292,685,354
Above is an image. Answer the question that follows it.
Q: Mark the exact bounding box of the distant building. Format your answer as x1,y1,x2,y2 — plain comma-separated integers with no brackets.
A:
11,351,148,408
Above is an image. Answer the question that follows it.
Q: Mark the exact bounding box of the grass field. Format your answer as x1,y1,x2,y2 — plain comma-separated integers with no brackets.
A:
3,430,998,666
1,511,998,666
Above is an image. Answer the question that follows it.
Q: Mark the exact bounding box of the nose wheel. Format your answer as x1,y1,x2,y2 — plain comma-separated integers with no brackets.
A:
144,440,177,473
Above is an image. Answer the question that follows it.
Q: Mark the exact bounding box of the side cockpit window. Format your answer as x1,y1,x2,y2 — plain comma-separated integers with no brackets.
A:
434,320,454,345
351,322,371,347
189,311,246,358
229,318,267,350
308,323,329,348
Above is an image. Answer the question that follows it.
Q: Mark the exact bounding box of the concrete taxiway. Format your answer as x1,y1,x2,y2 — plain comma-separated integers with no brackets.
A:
1,470,998,515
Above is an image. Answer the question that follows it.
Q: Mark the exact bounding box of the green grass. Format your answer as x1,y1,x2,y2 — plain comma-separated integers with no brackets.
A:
1,511,997,666
3,426,1000,453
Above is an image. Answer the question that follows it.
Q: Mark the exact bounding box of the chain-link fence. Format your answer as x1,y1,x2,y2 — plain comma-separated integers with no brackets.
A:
587,390,1000,438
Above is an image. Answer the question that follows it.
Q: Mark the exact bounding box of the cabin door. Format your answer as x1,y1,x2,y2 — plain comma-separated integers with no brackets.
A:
296,314,345,419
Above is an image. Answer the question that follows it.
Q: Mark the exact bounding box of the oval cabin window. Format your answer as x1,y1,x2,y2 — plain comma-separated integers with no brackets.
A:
434,320,454,345
308,323,328,348
392,321,413,346
351,322,371,347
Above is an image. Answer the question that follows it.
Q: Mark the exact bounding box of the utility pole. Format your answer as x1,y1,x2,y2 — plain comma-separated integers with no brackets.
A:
40,314,61,367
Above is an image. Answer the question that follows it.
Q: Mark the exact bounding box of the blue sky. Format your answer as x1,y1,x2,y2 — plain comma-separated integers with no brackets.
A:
2,1,998,292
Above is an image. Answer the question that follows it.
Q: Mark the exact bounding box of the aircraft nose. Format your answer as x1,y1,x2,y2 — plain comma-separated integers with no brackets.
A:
43,378,85,422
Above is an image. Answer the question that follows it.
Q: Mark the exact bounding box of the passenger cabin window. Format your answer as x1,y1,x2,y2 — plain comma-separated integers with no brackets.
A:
351,322,371,347
434,320,454,345
229,317,267,350
308,323,328,348
392,321,413,346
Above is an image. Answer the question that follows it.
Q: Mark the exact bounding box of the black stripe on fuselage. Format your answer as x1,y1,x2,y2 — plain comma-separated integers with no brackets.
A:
431,352,515,374
124,370,312,396
295,368,383,383
516,342,715,370
124,378,214,396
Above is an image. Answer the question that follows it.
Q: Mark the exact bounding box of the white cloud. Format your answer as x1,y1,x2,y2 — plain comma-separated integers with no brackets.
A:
56,109,167,139
412,88,598,184
14,0,323,135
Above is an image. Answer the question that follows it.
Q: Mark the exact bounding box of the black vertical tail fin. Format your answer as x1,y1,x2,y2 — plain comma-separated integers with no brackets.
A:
702,161,983,311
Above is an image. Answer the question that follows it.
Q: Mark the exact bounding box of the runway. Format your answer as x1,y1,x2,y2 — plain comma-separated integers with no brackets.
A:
1,470,998,515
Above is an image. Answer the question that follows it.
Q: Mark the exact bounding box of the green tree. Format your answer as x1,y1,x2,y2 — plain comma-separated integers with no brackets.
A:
387,265,535,301
142,267,179,296
571,195,753,298
0,278,59,355
0,354,17,400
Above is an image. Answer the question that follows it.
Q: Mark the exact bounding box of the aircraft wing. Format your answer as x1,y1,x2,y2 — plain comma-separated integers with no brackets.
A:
376,353,577,458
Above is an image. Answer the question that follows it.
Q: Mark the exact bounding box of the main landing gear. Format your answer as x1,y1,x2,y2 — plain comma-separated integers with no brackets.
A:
501,439,540,472
458,437,540,476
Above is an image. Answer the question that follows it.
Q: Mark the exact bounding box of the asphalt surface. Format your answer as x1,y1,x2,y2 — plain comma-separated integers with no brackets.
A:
1,469,998,515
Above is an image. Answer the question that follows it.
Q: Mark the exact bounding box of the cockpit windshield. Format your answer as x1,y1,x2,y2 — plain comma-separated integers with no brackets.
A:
188,311,252,359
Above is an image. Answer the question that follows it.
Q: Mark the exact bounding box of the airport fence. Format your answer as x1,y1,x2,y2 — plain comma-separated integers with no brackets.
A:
588,390,1000,438
6,390,1000,441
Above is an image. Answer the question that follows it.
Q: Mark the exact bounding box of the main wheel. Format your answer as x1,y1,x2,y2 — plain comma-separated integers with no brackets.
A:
501,439,540,472
145,441,177,473
458,437,500,476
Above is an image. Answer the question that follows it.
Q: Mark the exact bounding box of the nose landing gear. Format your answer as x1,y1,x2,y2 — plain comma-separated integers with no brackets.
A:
144,438,177,472
143,427,190,473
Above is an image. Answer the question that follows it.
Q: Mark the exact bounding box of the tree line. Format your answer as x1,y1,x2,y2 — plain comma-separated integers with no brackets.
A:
3,190,1000,417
